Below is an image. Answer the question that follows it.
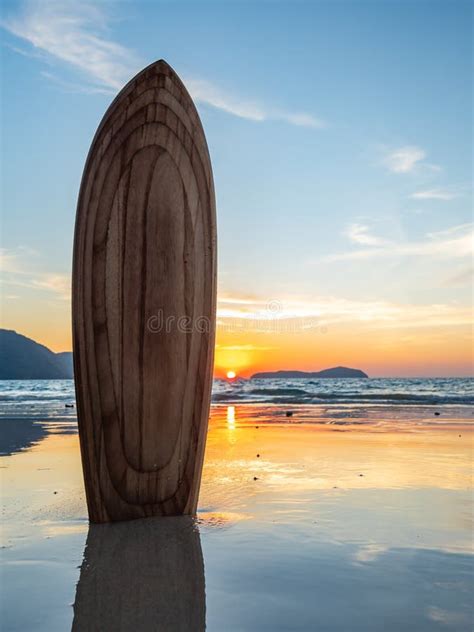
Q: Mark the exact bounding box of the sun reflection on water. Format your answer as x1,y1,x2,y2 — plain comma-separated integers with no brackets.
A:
226,405,236,429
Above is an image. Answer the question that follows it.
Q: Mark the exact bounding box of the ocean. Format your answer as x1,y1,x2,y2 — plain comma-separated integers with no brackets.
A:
213,376,474,406
0,377,472,419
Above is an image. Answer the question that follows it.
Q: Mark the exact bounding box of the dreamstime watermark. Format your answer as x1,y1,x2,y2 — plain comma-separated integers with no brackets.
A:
146,300,328,335
147,311,211,334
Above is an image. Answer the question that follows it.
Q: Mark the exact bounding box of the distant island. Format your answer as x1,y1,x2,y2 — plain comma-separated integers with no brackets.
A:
251,367,368,379
0,329,73,379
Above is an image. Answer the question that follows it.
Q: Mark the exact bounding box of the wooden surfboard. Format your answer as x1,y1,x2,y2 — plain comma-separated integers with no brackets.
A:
72,60,217,523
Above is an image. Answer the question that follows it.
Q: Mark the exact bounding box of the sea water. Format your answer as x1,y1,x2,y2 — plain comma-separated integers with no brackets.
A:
0,377,473,418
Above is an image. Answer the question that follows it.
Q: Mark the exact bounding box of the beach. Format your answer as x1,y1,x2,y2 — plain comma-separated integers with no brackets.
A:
1,381,473,631
2,0,472,628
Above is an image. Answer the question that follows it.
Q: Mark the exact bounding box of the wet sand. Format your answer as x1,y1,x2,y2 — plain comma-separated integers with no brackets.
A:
1,404,473,631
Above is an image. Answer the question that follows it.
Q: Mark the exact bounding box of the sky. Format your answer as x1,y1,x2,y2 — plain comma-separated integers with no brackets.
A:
0,0,472,377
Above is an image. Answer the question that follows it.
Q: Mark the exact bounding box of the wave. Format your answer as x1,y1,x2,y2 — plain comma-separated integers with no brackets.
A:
248,387,311,396
1,377,473,409
299,392,474,404
211,387,474,406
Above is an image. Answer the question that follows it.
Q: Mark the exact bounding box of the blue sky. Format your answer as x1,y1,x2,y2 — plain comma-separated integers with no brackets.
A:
0,0,472,374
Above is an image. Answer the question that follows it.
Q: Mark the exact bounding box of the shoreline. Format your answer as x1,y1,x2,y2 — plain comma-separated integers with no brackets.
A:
0,402,472,459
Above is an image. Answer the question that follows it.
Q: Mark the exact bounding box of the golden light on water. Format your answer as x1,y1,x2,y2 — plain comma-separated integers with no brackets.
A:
226,405,236,429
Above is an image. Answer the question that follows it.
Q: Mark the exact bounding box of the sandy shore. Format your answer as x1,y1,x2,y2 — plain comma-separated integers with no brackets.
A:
1,404,473,631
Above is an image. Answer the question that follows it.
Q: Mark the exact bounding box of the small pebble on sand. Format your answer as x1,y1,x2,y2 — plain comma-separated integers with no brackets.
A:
253,477,258,481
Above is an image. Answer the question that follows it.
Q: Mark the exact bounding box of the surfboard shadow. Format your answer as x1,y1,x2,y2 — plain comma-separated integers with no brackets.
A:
72,515,205,631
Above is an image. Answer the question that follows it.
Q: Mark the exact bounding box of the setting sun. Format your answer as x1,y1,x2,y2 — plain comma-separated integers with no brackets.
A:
226,371,236,379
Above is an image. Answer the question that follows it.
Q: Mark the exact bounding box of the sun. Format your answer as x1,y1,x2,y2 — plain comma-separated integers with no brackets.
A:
226,370,236,380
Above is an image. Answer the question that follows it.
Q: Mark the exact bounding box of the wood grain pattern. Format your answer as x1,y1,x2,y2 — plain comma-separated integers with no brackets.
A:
72,60,217,523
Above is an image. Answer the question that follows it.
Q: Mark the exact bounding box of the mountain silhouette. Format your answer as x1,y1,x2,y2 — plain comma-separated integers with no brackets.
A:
251,366,368,379
0,329,73,379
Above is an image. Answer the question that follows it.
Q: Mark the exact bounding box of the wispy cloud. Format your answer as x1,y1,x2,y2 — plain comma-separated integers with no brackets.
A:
32,274,71,300
3,1,323,128
0,246,37,274
3,248,471,331
326,223,473,262
216,293,472,330
2,1,138,92
185,77,265,122
185,78,325,127
410,188,460,201
344,224,388,246
382,145,426,173
1,247,70,300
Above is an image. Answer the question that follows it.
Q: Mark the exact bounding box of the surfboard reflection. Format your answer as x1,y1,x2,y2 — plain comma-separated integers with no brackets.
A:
72,516,205,631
